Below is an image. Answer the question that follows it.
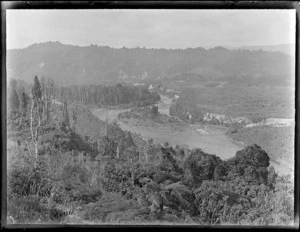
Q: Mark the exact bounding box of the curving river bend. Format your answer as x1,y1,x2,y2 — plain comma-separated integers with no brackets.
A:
90,94,244,160
90,93,294,175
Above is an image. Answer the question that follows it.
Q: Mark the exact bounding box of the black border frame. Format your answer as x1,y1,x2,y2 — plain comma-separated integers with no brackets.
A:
1,1,299,230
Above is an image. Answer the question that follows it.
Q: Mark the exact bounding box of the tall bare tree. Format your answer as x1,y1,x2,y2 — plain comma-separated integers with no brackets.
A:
30,76,43,167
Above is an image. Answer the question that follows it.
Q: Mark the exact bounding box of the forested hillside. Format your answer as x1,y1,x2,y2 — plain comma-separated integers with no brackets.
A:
240,44,294,56
7,42,293,85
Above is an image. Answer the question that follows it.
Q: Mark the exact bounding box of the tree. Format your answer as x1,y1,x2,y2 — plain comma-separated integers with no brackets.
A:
233,144,270,168
42,78,53,122
9,88,20,113
20,92,28,115
225,144,270,185
213,163,227,181
40,76,46,117
100,96,108,136
194,181,227,224
71,103,78,132
183,149,222,185
151,105,159,118
49,79,56,108
267,166,278,189
62,101,70,128
30,76,43,166
144,138,155,163
32,76,42,103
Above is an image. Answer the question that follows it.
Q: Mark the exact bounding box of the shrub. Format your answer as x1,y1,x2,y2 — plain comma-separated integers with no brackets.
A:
226,144,270,185
183,149,222,185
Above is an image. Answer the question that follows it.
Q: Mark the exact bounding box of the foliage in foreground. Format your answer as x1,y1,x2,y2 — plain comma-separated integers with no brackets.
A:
7,92,294,226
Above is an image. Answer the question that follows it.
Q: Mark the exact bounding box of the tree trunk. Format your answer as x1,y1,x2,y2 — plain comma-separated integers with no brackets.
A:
116,144,120,159
46,90,50,123
26,138,32,157
34,101,41,163
53,90,56,110
30,98,40,168
144,146,148,163
30,98,34,142
63,101,69,127
47,101,50,122
105,107,108,136
138,151,141,163
34,143,38,163
71,104,77,132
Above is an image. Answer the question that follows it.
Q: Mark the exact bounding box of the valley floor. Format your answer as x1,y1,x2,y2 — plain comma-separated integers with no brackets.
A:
91,98,294,176
90,107,244,161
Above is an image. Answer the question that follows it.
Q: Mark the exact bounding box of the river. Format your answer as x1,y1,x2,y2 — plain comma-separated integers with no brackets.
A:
90,94,294,174
90,94,244,160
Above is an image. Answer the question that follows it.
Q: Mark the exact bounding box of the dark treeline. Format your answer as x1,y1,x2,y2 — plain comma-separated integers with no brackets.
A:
57,83,160,107
8,78,160,109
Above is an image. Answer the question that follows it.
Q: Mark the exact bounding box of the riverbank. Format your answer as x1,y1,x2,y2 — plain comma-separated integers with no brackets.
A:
90,92,294,175
90,106,244,161
227,125,294,175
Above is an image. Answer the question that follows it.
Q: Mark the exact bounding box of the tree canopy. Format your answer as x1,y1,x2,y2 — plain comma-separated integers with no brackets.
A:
32,76,42,102
9,88,20,112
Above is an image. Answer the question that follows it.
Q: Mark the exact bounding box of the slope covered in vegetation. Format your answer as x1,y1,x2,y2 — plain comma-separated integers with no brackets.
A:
6,77,294,226
7,42,293,85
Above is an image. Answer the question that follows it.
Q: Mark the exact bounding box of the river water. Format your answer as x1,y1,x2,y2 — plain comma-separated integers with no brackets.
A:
90,94,294,174
91,94,244,160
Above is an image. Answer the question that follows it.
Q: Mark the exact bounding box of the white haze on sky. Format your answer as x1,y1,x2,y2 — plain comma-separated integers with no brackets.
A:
7,9,295,49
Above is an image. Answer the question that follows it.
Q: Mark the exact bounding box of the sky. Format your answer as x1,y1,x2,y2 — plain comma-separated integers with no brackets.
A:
6,9,295,50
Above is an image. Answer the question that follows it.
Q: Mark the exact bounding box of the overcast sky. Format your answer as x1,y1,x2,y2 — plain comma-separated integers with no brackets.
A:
6,9,295,49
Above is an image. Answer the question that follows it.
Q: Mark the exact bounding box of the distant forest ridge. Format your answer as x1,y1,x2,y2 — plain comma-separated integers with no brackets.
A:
239,44,295,55
9,41,295,54
7,41,294,86
202,44,294,56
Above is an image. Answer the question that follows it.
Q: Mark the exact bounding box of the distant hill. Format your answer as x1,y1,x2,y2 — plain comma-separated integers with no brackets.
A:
239,44,295,56
7,42,294,85
204,44,295,56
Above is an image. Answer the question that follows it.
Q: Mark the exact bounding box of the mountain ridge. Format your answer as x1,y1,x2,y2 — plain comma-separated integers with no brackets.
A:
8,41,294,53
7,41,294,85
